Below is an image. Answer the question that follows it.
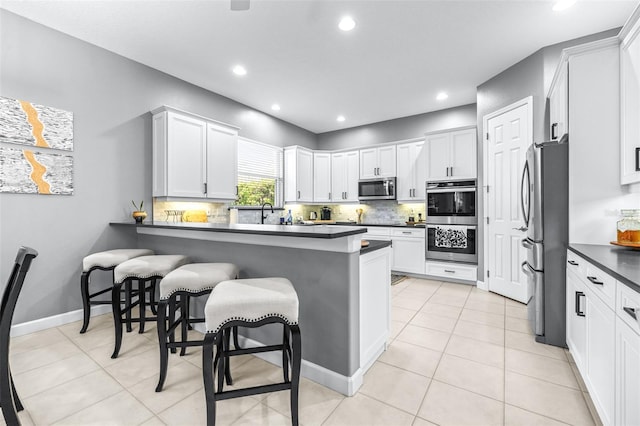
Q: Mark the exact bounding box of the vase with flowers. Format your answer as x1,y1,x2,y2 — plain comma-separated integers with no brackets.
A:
131,200,147,224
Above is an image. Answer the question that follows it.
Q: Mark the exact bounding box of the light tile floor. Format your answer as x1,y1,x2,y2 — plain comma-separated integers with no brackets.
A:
4,278,600,425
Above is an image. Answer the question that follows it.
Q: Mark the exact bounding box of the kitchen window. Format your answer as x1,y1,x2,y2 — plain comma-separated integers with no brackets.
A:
236,138,283,207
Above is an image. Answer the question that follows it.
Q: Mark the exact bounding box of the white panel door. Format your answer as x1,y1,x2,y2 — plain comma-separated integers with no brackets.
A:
314,152,332,202
425,133,450,181
345,150,360,202
360,148,378,179
486,102,530,302
396,143,414,200
450,129,477,179
205,123,237,200
167,112,206,197
331,152,347,202
377,145,396,178
297,148,314,202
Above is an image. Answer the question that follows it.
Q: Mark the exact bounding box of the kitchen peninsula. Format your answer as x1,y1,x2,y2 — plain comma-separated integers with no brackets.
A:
110,221,391,396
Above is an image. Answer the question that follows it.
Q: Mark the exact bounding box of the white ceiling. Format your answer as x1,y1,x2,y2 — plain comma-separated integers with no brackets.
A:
1,0,637,133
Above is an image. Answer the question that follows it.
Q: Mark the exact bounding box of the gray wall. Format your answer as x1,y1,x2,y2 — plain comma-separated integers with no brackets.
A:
0,10,316,323
317,104,477,149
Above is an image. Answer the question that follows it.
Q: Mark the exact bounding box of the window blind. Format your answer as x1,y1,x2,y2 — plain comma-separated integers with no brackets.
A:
236,138,283,206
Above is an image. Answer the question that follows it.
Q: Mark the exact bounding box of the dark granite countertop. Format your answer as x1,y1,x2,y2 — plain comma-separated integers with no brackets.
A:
110,221,366,239
334,222,425,229
360,239,393,255
568,244,640,293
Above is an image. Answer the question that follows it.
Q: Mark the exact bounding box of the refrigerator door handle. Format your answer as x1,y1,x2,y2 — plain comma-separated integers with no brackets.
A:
521,161,531,228
521,239,533,249
521,261,533,277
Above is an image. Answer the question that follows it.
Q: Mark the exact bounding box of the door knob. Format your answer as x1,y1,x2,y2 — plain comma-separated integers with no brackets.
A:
512,226,528,232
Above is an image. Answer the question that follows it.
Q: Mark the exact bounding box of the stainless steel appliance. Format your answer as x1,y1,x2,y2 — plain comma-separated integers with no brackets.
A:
358,178,396,201
520,136,568,347
426,223,477,262
321,206,331,220
426,180,477,225
425,179,478,262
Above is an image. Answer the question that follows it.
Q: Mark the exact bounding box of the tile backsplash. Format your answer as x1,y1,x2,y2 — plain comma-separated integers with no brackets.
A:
152,200,425,225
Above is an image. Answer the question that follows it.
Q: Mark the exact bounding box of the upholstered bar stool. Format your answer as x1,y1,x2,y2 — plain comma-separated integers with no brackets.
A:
201,277,302,426
80,249,154,333
155,262,239,392
111,255,188,359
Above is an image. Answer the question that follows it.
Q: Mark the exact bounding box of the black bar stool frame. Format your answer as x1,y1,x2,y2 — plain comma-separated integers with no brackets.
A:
202,318,301,426
79,266,115,334
0,247,38,426
111,276,159,359
156,289,240,392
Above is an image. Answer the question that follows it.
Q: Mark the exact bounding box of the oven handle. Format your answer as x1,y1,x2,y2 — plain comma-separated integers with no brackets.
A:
426,187,476,194
427,224,476,230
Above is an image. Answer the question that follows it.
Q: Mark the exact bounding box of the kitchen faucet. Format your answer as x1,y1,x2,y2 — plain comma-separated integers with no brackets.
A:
261,202,274,224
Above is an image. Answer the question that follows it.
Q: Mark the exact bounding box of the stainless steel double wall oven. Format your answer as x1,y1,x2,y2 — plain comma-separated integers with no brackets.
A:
425,180,478,263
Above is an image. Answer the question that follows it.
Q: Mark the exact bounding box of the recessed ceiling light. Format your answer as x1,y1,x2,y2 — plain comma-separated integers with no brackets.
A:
271,104,281,111
338,16,356,32
436,92,449,101
232,65,247,76
553,0,576,11
337,115,346,122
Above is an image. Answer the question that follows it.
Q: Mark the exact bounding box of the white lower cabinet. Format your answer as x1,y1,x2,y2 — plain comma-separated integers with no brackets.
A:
362,227,425,274
359,246,391,373
616,317,640,426
565,250,640,426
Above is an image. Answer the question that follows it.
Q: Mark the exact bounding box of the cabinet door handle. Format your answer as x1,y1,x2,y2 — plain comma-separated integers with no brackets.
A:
449,166,453,176
344,192,347,199
636,147,640,172
297,190,300,199
567,260,579,266
235,185,238,195
623,306,637,320
204,182,208,194
587,276,604,286
444,269,456,273
329,192,331,200
575,291,586,317
551,123,558,140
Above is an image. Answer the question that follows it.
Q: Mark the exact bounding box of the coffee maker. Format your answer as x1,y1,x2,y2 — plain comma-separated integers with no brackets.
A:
321,206,331,220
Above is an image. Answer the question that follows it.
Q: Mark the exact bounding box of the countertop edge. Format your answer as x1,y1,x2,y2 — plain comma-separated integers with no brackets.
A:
110,222,367,239
360,240,392,255
568,244,640,293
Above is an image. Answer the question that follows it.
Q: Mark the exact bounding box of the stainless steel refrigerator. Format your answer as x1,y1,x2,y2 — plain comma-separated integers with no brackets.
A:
520,136,568,347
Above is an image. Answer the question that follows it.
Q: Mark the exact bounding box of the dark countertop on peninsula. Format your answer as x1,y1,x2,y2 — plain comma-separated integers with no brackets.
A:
111,221,366,239
360,239,393,255
569,243,640,292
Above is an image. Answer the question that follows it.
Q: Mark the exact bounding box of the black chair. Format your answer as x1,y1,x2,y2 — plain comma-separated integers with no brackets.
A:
0,246,38,426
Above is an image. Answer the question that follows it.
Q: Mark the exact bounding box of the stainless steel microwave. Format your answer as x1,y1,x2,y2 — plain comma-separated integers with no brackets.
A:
358,178,396,201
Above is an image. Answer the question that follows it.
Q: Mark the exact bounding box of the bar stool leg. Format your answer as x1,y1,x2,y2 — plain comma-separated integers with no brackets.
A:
216,336,225,393
149,278,158,315
125,281,132,333
223,329,233,386
202,334,217,426
79,271,91,334
111,281,125,359
156,298,169,392
139,279,147,334
169,297,177,354
10,371,23,412
180,295,188,356
290,325,302,426
282,326,290,382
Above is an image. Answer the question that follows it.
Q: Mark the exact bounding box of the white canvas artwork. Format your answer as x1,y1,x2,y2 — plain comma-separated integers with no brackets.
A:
0,146,74,195
0,96,73,151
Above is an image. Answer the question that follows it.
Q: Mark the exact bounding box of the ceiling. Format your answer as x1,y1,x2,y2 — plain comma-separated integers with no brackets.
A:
1,0,637,134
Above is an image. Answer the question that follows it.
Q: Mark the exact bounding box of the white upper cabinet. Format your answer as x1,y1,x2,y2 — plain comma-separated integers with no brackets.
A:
549,61,569,141
359,145,396,179
620,9,640,185
396,141,425,201
152,106,238,200
331,150,360,202
284,146,314,203
425,127,477,182
313,152,332,203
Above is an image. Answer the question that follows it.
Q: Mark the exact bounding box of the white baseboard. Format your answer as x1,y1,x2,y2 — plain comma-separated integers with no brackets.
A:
190,323,363,396
476,280,488,291
10,305,111,337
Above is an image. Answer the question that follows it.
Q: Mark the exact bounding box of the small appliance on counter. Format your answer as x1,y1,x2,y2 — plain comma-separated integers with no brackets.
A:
309,211,318,220
321,206,331,220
